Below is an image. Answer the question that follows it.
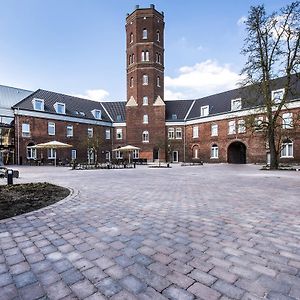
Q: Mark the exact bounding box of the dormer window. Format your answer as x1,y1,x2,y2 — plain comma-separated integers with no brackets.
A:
272,88,285,104
231,98,242,111
79,111,85,116
116,115,122,122
54,102,66,114
172,114,177,120
200,105,209,117
91,109,102,120
33,98,44,111
142,29,148,39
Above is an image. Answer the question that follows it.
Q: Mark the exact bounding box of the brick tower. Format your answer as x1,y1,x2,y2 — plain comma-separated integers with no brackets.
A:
125,4,166,161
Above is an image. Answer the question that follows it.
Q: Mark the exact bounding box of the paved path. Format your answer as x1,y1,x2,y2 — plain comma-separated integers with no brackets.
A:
1,164,300,300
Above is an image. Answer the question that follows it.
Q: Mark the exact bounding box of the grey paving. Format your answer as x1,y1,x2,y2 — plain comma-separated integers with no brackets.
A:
0,164,300,299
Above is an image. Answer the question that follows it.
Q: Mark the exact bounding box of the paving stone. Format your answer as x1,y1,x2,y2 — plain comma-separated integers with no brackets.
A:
148,262,170,277
188,282,221,300
1,284,18,300
120,275,147,294
14,270,37,288
83,266,107,283
95,256,115,270
9,261,30,275
61,268,84,285
167,271,195,289
105,264,128,279
84,292,106,300
96,277,122,297
38,269,61,286
209,266,238,283
188,269,217,286
212,279,245,299
115,255,135,267
162,285,195,300
169,260,193,274
19,282,45,300
267,291,295,300
45,281,72,300
111,290,138,300
70,279,97,298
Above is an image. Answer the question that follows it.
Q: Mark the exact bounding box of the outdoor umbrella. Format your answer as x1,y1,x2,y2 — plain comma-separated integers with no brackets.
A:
30,141,72,166
112,145,140,163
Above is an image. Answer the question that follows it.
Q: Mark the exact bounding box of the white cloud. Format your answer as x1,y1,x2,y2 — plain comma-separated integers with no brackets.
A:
73,89,109,102
164,60,241,99
237,16,247,26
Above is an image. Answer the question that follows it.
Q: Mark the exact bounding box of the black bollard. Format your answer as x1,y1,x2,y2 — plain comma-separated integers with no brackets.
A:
7,169,13,185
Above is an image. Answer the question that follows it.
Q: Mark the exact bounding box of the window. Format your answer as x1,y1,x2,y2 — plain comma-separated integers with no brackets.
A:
143,74,149,85
130,32,133,43
88,128,93,138
156,30,160,42
92,109,102,120
193,126,199,138
141,51,150,62
106,151,111,161
27,144,36,159
142,28,148,39
238,120,246,133
228,120,236,134
281,139,293,158
71,150,77,160
211,144,219,159
176,128,182,139
145,50,149,61
132,53,135,63
48,148,56,159
254,116,264,131
143,114,149,124
142,131,149,142
54,102,66,114
33,98,44,111
48,122,55,136
193,146,199,159
22,123,30,137
116,115,122,122
105,129,111,139
130,77,133,87
168,128,174,139
157,76,160,87
66,125,73,137
115,150,123,159
272,88,285,104
200,105,209,117
211,124,218,136
133,149,139,159
128,55,131,65
156,53,161,63
282,113,293,129
231,98,242,111
143,96,148,106
172,114,177,120
116,128,122,140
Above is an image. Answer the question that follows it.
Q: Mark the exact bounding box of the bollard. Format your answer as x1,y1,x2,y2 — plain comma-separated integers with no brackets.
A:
7,169,13,185
134,162,136,168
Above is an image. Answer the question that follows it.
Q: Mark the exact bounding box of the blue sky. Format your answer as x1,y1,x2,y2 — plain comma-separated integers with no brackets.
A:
0,0,292,101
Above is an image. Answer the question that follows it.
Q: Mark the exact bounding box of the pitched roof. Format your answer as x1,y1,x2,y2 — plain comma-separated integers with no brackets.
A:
13,89,112,122
100,101,126,122
0,85,32,110
165,100,194,121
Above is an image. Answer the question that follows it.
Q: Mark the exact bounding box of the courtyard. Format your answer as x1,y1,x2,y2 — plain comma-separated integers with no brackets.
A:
0,164,300,299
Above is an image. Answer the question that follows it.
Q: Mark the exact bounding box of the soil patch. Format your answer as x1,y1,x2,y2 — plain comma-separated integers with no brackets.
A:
0,182,70,220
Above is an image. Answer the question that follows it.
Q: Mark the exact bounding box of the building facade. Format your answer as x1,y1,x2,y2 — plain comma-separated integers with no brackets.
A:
1,4,299,165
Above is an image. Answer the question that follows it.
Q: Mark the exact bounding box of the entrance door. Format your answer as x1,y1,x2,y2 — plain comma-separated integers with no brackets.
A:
172,151,179,163
227,141,246,164
153,147,159,160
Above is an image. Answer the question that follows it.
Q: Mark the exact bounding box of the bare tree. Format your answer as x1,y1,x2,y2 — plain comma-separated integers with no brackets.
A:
241,2,300,169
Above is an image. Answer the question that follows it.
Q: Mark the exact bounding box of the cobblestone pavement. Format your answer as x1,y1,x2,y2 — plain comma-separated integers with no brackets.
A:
1,164,300,300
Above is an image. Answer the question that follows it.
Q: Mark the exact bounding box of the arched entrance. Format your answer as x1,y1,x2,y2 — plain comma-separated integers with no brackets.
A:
227,141,246,164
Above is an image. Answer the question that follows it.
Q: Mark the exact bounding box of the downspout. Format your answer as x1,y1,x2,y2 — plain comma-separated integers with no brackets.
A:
17,107,20,165
183,125,186,162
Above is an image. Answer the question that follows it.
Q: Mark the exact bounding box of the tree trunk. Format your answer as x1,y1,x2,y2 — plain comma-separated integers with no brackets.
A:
268,128,279,170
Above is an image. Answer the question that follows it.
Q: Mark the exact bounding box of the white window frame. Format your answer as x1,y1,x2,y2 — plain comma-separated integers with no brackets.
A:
231,98,242,111
142,131,149,143
133,149,139,159
200,105,209,117
255,116,264,131
143,114,149,124
91,109,102,120
176,128,182,139
88,128,93,138
66,125,73,137
156,30,160,42
282,112,293,129
105,129,111,140
27,146,36,159
115,150,123,159
272,88,285,104
228,120,236,135
157,76,160,87
193,147,199,159
238,119,246,133
32,98,44,111
142,74,149,85
211,144,219,159
281,140,293,158
71,149,77,160
145,50,149,61
168,128,174,139
211,124,218,136
193,126,199,138
143,96,148,106
116,128,123,140
48,148,56,159
48,122,55,136
142,28,148,39
22,123,30,137
54,102,66,114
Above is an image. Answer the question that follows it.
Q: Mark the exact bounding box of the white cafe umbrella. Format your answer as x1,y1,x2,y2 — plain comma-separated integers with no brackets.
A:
30,141,72,166
112,145,140,163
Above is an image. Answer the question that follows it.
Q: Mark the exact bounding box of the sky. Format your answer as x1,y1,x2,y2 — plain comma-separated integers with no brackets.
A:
0,0,293,101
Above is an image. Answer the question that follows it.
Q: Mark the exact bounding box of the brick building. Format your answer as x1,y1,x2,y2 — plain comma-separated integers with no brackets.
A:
2,4,300,165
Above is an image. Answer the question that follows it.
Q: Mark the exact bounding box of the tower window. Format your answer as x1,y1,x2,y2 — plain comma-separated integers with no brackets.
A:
141,51,149,62
157,76,160,87
143,114,149,124
157,30,160,42
143,96,148,105
130,77,133,87
142,74,149,85
132,53,135,63
156,53,161,64
130,33,133,43
142,28,148,39
142,131,149,142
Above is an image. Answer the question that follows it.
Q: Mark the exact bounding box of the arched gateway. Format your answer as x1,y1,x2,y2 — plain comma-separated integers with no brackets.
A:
227,141,247,164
